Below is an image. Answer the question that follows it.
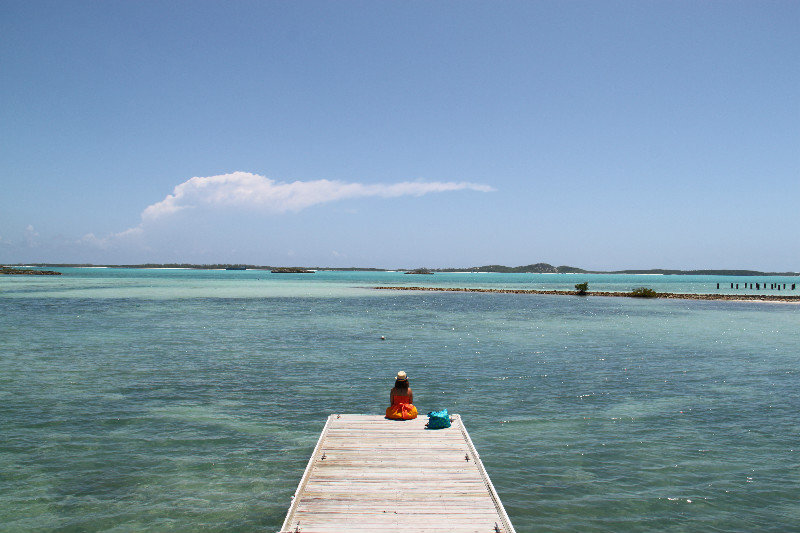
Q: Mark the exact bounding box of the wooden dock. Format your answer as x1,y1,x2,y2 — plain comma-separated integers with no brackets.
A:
280,414,515,533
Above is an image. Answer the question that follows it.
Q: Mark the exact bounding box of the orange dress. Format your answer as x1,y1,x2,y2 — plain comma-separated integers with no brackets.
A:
385,394,418,420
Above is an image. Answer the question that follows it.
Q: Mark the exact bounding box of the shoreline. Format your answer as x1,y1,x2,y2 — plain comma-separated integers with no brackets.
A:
374,286,800,303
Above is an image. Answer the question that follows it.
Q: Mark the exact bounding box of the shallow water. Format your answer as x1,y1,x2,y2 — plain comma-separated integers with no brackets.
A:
1,269,799,531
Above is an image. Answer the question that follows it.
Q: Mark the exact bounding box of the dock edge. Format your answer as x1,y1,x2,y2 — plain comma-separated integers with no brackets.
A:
455,414,516,533
279,414,334,532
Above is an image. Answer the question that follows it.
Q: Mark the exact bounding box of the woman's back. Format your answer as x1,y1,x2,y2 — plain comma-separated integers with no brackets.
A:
390,386,413,404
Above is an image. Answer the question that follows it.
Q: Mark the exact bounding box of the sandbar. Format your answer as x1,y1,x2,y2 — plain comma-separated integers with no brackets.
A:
374,286,800,303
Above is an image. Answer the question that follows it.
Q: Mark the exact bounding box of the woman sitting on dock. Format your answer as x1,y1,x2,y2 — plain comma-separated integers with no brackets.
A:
385,371,418,420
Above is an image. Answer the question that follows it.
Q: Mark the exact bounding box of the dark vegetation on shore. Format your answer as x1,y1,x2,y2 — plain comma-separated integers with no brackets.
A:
629,287,659,298
7,262,800,276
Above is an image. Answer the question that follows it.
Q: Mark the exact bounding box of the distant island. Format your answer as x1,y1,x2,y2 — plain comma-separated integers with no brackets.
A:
435,263,800,276
404,268,434,275
5,263,799,277
271,267,314,273
435,264,800,276
0,266,61,276
437,263,586,274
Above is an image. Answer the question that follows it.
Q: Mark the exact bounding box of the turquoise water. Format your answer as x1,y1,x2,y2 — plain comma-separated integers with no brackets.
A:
1,269,799,532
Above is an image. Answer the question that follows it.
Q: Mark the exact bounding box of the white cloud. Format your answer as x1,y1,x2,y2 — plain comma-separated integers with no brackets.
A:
140,171,495,221
78,225,144,249
89,171,495,250
112,226,144,239
79,233,104,246
23,225,39,247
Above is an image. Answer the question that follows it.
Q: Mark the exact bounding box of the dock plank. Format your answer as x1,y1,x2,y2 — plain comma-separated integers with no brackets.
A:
280,414,515,533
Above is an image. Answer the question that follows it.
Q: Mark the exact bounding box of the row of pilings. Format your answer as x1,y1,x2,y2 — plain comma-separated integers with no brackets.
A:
717,282,796,290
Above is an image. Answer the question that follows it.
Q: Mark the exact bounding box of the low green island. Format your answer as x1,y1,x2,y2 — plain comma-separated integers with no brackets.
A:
0,267,61,276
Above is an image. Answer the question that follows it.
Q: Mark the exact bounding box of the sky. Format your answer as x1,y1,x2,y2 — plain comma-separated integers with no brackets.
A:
1,1,798,270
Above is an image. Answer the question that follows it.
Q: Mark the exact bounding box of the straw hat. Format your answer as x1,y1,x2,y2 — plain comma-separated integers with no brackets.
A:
396,370,408,381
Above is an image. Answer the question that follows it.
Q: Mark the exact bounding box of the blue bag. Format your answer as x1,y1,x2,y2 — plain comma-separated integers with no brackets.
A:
426,409,451,429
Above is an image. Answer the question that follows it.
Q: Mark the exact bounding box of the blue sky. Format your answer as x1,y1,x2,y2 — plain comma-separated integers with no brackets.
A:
1,1,798,269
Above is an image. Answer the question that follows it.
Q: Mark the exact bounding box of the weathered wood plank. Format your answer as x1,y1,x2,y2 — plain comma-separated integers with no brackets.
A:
279,413,515,533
